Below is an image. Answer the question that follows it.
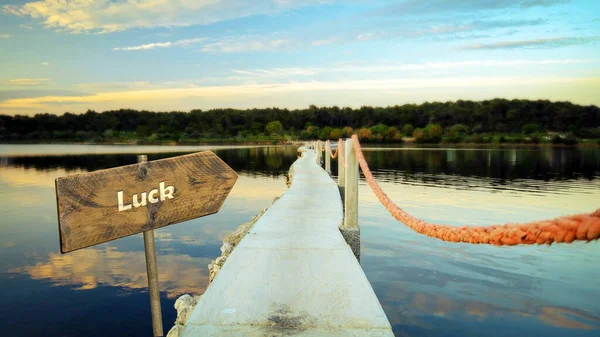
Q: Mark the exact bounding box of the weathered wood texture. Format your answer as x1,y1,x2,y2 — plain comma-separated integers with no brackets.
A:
344,139,358,229
56,151,238,253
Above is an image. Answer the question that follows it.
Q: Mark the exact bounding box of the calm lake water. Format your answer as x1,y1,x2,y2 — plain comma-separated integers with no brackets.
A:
0,144,599,337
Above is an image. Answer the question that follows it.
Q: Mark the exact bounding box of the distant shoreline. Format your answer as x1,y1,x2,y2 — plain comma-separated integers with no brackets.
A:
1,140,598,148
0,140,287,146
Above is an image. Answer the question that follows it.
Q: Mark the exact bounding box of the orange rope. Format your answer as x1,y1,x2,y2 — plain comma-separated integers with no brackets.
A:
350,135,600,245
328,140,339,159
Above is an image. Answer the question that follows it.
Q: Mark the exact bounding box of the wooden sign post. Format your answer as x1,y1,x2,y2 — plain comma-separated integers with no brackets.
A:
55,151,238,336
137,154,163,337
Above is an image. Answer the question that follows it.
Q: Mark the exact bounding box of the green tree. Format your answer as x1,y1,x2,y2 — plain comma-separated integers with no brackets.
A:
213,122,225,139
75,130,86,140
265,120,283,136
357,128,373,141
250,122,263,135
2,100,599,144
103,129,114,139
383,126,401,142
136,125,151,138
307,125,320,139
413,128,426,143
449,124,468,136
425,124,443,143
446,124,468,143
191,130,202,139
320,126,333,139
329,128,343,140
522,123,541,135
369,123,388,137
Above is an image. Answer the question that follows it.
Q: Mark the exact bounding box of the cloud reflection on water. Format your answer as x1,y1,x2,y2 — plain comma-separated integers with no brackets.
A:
380,281,600,332
9,246,210,299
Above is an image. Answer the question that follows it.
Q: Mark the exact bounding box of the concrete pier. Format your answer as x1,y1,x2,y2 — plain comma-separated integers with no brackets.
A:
180,147,393,337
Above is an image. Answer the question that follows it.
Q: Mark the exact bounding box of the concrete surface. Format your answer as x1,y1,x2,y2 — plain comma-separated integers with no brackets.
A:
180,147,393,337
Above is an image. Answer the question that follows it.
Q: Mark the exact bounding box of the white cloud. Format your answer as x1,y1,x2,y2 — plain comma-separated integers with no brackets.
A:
113,37,206,51
2,76,598,115
75,81,164,91
0,34,11,38
40,62,49,66
356,32,381,41
201,38,291,53
231,68,320,77
311,38,336,46
20,24,33,30
230,70,256,76
229,59,600,78
342,19,546,45
373,0,568,16
3,0,328,34
460,36,600,50
6,78,50,86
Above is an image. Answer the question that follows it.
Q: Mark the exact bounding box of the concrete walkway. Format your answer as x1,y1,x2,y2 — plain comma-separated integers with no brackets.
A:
181,147,393,337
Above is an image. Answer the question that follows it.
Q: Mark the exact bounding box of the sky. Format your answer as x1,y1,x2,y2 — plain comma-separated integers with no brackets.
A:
0,0,599,116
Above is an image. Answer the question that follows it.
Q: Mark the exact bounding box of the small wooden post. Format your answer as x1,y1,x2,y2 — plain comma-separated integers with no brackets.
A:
342,138,360,260
144,230,163,337
325,140,331,173
319,140,323,165
338,140,345,187
316,140,321,165
344,139,358,229
138,155,164,337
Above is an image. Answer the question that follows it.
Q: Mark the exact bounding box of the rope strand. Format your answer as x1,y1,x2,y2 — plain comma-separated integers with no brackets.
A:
350,134,600,246
328,140,339,159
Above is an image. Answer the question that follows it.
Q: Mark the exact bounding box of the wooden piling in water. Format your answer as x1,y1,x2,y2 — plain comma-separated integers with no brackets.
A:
325,140,331,173
344,139,358,229
342,138,360,260
316,140,322,165
338,140,345,188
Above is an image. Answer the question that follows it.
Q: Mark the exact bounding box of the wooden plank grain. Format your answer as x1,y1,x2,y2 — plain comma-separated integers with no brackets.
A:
55,151,238,253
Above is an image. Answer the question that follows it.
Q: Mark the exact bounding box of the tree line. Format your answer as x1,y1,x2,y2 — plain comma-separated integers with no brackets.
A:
1,99,599,144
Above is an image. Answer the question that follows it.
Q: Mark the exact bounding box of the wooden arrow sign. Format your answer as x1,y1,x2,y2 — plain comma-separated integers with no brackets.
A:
55,151,238,253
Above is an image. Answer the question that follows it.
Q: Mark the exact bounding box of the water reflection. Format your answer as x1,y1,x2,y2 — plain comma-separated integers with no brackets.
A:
1,146,298,178
362,147,600,181
1,144,599,337
382,288,600,333
9,246,210,298
364,236,600,336
0,144,267,156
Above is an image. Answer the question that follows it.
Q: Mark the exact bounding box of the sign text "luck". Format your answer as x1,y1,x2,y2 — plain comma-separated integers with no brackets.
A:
118,182,175,211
